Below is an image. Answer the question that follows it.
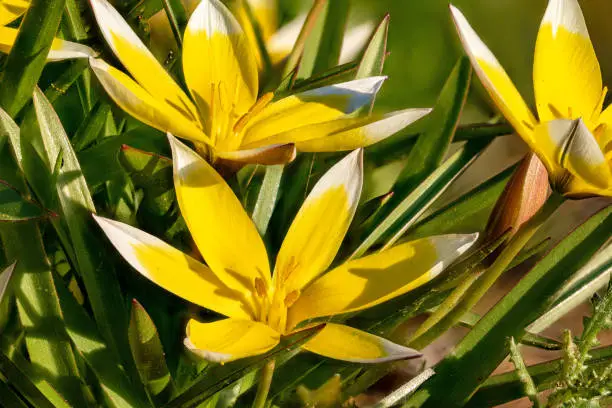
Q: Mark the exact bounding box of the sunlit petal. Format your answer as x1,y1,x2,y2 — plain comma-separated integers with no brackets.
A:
240,77,387,146
231,0,278,68
0,26,96,60
302,323,421,363
168,135,271,295
534,0,602,125
0,0,28,26
339,21,375,64
535,119,612,190
216,143,296,165
89,58,210,144
244,108,431,151
90,0,199,121
450,5,537,145
287,234,478,329
274,149,363,294
183,0,259,121
185,318,280,363
93,215,253,319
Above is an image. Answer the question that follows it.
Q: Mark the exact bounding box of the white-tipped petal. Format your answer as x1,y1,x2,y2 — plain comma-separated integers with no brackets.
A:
93,215,252,319
303,324,422,363
274,149,363,293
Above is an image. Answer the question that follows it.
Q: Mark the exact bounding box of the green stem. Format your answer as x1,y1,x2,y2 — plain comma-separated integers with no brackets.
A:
161,0,187,47
578,282,612,365
508,337,542,408
409,266,483,348
252,359,276,408
409,193,564,350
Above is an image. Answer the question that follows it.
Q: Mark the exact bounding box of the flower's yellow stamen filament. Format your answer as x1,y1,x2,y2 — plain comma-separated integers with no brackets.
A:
548,103,565,119
592,87,608,122
233,92,274,135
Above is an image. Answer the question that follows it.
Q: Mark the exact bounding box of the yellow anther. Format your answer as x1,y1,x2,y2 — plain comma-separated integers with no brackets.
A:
284,290,300,308
254,277,267,298
548,103,565,119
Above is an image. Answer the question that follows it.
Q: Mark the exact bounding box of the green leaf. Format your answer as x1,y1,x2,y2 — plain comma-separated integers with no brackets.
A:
351,137,492,258
394,57,471,192
0,262,16,306
251,165,283,236
528,241,612,334
0,108,23,173
404,163,515,240
79,127,168,189
32,89,142,392
167,325,324,408
72,101,112,151
0,181,49,222
373,369,436,408
407,205,612,408
128,299,174,401
0,0,67,116
52,274,152,408
356,14,389,80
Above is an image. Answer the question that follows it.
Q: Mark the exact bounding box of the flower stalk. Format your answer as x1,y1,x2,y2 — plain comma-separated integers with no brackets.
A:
252,359,276,408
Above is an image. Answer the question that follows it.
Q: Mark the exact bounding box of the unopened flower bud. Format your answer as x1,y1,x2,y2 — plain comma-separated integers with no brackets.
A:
485,153,550,241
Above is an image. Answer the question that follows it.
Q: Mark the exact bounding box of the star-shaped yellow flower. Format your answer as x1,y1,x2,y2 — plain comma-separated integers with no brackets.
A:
0,0,96,60
451,0,612,198
94,134,478,363
88,0,430,166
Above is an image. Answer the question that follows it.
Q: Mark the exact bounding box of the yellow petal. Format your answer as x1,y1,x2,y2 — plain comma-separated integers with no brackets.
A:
0,0,28,26
302,323,421,363
90,0,199,123
274,149,363,294
231,0,278,68
450,5,537,145
240,77,386,146
243,108,431,152
0,26,96,60
216,143,296,165
182,0,259,122
564,176,612,198
93,215,253,319
168,135,271,295
89,58,210,144
534,0,602,125
535,119,612,190
287,234,478,329
185,318,279,363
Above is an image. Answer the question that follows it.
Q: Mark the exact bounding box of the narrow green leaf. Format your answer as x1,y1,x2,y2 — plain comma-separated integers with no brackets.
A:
32,89,143,394
0,262,16,306
0,379,29,408
356,14,389,80
408,206,612,408
286,61,358,95
252,165,283,236
0,0,67,116
52,274,152,408
129,299,174,401
405,163,515,240
0,181,48,222
529,242,612,334
0,108,23,173
72,101,112,151
79,127,168,188
168,325,324,408
352,138,492,258
2,223,86,406
0,351,56,408
394,57,471,192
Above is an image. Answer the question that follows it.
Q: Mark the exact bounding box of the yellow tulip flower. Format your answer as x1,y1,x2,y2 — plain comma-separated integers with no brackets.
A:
89,0,429,165
94,134,478,363
150,0,372,69
0,0,96,60
451,0,612,198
